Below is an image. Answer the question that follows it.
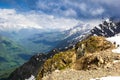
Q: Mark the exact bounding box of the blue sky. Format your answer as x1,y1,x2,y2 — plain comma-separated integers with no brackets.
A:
0,0,120,31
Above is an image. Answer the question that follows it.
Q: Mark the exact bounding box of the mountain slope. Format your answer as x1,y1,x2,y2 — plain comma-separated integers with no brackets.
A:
7,18,120,80
56,19,120,50
7,35,118,80
0,26,66,80
37,36,120,80
0,35,30,79
56,23,93,49
90,19,120,37
0,28,65,53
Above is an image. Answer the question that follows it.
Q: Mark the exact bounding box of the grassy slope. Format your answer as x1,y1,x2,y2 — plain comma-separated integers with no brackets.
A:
0,36,30,79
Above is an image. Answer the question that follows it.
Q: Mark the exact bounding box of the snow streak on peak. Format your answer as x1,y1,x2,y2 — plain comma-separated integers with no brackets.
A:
66,23,90,38
65,19,101,38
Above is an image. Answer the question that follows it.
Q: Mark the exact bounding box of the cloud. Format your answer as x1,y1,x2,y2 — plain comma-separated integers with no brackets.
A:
0,9,42,31
79,3,87,11
62,8,77,17
1,0,119,19
0,8,79,31
0,0,115,30
90,7,105,16
36,0,120,19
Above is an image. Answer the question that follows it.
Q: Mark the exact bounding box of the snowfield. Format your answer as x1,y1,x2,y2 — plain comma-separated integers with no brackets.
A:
106,35,120,53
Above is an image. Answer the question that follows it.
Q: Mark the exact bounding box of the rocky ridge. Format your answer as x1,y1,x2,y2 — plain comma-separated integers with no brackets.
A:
56,19,120,50
36,36,120,80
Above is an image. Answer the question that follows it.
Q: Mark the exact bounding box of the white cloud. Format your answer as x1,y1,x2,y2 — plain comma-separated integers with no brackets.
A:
37,1,49,10
90,7,105,16
0,8,79,31
62,8,77,17
79,3,87,11
0,9,42,31
36,0,120,18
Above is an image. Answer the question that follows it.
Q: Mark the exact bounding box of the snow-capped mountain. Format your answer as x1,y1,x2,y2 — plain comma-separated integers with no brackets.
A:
65,22,93,38
56,22,93,49
56,18,120,50
90,19,120,37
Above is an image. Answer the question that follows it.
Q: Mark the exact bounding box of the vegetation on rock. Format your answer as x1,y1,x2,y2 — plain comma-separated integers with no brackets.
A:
75,36,114,53
36,49,76,80
36,36,117,80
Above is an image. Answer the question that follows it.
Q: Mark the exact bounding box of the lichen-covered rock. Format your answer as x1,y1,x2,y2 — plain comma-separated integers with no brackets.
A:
36,36,117,80
75,36,115,54
36,49,76,80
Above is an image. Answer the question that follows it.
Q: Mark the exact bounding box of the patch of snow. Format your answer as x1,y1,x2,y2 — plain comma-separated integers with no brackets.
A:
113,60,120,63
36,58,39,61
106,18,112,23
112,47,120,53
25,75,35,80
90,76,120,80
106,35,120,53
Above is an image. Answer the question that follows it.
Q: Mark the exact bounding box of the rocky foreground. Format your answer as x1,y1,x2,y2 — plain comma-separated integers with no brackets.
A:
42,59,120,80
36,36,120,80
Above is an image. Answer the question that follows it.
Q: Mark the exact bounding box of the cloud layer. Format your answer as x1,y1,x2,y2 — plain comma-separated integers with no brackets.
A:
36,0,120,18
0,8,79,31
0,0,119,31
0,0,119,19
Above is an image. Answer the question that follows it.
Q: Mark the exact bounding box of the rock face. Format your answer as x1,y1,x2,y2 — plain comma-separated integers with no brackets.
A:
7,47,62,80
36,49,76,80
40,36,120,80
36,36,118,80
90,19,120,37
75,36,114,54
8,53,47,80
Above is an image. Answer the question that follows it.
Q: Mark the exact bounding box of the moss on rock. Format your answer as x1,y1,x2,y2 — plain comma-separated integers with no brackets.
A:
36,36,116,80
75,36,115,56
36,49,76,80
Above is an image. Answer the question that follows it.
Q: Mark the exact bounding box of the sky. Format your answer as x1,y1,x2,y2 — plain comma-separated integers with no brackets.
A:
0,0,120,31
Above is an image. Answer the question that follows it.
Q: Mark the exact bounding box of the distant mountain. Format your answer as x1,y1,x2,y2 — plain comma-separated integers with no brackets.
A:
0,28,66,53
90,19,120,37
0,28,66,79
56,22,93,50
56,19,120,50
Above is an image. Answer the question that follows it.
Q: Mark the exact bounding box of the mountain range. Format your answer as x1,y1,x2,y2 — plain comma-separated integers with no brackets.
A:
0,27,66,79
4,18,120,80
0,20,94,79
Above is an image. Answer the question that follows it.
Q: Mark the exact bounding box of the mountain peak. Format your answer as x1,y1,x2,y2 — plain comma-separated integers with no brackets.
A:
91,18,120,37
